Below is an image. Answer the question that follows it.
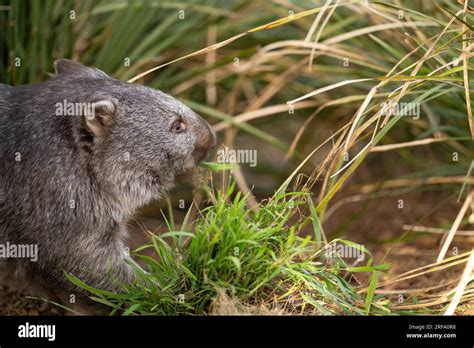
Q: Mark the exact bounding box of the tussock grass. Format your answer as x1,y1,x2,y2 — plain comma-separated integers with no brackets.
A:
68,179,392,315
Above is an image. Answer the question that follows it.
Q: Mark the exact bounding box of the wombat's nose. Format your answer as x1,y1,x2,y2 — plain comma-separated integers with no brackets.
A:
193,120,217,163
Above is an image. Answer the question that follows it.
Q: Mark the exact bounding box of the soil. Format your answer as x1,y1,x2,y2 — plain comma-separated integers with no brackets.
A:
0,278,62,315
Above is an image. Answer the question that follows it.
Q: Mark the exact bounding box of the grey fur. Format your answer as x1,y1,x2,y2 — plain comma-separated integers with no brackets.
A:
0,60,216,295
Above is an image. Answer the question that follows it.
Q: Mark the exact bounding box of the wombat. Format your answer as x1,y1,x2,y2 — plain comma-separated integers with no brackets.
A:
0,59,216,299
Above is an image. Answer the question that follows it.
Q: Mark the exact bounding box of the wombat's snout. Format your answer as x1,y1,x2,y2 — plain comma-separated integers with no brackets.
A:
193,119,216,163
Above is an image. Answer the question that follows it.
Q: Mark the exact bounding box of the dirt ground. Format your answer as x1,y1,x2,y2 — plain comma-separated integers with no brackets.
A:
0,278,62,315
323,186,474,314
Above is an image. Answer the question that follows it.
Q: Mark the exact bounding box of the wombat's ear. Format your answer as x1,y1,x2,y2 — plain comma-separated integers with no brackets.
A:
54,59,108,79
84,98,118,136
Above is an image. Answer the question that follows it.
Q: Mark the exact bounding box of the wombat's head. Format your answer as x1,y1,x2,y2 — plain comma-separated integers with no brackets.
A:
53,59,216,203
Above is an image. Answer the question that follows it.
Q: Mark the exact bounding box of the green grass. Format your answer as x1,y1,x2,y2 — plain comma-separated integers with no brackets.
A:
67,178,392,315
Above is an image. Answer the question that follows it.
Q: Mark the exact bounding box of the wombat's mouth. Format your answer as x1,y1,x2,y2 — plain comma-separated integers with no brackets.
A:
176,156,200,180
177,167,195,179
177,143,214,181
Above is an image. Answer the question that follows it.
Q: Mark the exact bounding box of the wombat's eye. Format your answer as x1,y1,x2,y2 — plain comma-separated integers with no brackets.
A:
171,120,186,134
